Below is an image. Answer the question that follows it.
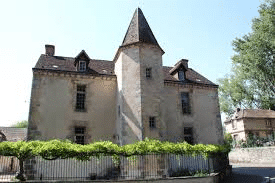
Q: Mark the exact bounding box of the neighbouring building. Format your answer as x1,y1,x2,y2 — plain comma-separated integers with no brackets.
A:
224,108,275,141
27,8,223,145
0,127,27,142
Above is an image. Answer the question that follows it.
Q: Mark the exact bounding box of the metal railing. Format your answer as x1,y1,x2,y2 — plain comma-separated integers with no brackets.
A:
0,153,228,181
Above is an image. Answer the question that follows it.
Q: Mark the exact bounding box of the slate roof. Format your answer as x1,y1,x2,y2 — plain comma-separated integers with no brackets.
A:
121,8,162,50
33,54,217,86
0,127,27,142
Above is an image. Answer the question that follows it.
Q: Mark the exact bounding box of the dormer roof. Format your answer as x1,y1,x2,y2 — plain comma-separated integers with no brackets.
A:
74,50,91,66
169,59,189,75
121,8,163,51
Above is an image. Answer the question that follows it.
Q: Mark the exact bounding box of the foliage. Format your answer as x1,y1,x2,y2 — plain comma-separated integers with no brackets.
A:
232,132,275,148
218,0,275,117
11,120,28,128
0,139,231,160
223,132,233,149
170,168,209,177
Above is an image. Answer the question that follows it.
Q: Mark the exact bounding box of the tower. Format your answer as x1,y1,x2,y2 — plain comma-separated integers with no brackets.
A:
114,8,164,145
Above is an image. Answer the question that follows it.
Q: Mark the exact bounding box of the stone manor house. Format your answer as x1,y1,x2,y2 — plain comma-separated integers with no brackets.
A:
27,8,223,145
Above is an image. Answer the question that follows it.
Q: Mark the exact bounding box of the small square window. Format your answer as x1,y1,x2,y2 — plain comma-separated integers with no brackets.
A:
149,117,156,128
79,61,86,72
74,127,85,145
146,68,152,78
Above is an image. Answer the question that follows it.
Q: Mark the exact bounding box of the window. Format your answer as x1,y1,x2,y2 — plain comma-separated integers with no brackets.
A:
233,134,238,141
232,120,237,129
181,92,191,114
266,119,272,126
74,127,85,145
76,85,86,111
149,117,156,128
118,105,120,117
146,68,152,78
184,127,193,144
178,70,185,81
79,61,86,72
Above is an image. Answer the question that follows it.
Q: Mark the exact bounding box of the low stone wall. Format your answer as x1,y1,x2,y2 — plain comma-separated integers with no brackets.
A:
11,173,220,183
229,146,275,164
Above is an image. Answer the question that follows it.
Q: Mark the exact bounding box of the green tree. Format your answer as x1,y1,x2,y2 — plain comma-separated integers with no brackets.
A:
219,0,275,117
12,120,28,128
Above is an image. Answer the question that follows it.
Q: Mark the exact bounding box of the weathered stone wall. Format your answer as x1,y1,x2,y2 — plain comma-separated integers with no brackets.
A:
229,147,275,164
28,71,117,143
115,46,143,145
162,84,223,144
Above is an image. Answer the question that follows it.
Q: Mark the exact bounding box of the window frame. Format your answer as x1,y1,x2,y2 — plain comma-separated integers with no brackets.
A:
149,116,156,129
184,127,193,144
75,85,86,112
146,68,152,79
181,92,191,114
178,70,185,81
74,126,86,145
79,61,86,72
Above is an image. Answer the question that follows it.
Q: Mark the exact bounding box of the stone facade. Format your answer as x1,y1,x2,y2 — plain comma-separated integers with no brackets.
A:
27,8,223,145
224,108,275,141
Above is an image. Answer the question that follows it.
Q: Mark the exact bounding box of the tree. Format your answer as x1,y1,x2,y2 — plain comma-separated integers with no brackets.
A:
219,0,275,117
12,120,28,128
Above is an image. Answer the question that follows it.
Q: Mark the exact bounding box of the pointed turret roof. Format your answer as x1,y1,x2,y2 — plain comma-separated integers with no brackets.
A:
122,8,162,49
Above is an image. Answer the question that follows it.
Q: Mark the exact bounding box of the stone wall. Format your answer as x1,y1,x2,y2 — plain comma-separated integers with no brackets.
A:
229,147,275,164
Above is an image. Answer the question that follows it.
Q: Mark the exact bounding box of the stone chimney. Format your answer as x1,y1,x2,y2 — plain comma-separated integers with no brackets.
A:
179,59,188,70
45,44,55,56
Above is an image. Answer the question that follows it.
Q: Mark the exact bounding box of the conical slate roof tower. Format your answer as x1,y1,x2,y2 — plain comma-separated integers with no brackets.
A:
121,8,162,50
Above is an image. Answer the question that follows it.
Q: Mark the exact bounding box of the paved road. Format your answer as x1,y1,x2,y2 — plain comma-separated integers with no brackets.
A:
224,165,275,183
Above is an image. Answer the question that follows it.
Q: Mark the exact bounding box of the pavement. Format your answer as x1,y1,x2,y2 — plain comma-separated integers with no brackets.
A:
223,163,275,183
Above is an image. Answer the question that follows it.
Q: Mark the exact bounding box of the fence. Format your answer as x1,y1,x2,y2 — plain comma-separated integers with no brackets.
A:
0,153,228,181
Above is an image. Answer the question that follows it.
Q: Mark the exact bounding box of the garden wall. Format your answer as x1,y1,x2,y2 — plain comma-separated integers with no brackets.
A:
229,146,275,164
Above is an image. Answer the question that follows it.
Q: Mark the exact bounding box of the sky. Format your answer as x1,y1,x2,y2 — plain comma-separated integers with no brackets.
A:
0,0,263,126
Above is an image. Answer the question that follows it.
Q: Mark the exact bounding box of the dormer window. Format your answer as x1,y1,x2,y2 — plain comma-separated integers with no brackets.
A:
79,61,86,72
178,70,185,81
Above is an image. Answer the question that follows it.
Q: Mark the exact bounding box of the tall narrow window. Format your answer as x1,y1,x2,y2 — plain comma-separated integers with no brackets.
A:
181,92,191,114
75,127,85,145
79,61,86,72
178,70,185,81
76,85,86,111
184,127,193,144
149,117,156,128
146,68,152,78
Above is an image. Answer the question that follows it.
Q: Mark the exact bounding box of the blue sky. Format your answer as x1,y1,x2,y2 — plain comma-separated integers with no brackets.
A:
0,0,262,126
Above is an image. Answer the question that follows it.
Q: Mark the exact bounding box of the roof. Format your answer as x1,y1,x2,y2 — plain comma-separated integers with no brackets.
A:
121,8,162,50
0,127,27,142
226,109,275,121
34,54,217,86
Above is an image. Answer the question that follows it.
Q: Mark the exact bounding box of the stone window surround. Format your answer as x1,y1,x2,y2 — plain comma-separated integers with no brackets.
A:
149,116,156,129
146,67,152,78
181,92,191,114
79,61,86,72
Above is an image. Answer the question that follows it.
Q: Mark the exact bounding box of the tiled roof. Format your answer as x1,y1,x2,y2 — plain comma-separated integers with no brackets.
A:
122,8,161,49
0,127,27,142
233,109,275,119
34,54,217,86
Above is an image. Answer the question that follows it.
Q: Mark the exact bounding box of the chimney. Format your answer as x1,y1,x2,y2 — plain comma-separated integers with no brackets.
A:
45,44,55,56
179,59,188,70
